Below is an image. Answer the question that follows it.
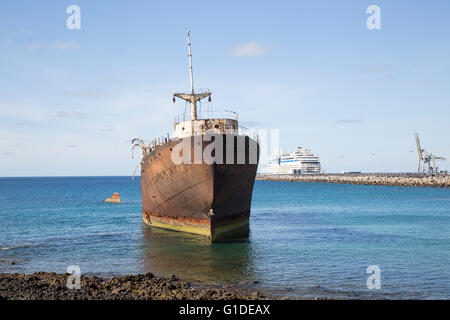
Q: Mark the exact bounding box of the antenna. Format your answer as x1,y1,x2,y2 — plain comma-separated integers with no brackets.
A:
173,31,211,121
187,31,194,94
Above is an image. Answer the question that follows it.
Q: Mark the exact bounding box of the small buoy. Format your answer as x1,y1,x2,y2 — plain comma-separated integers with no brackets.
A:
104,192,121,204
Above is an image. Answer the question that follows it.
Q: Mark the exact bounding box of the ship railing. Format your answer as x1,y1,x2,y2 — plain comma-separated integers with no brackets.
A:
174,109,239,124
143,134,173,151
197,109,238,121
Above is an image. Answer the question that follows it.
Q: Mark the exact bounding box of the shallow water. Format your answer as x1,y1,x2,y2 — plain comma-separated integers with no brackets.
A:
1,177,449,299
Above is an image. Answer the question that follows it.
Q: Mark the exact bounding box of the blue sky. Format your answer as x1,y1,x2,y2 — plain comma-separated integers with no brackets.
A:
1,0,449,176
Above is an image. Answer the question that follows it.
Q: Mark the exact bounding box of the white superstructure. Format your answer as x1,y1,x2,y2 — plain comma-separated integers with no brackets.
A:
267,147,321,174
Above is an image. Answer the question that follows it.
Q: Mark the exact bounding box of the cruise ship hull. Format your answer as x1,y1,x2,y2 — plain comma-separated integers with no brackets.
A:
140,134,259,241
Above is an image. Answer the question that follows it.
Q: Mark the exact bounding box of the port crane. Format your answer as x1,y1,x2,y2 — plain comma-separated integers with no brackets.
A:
414,133,446,174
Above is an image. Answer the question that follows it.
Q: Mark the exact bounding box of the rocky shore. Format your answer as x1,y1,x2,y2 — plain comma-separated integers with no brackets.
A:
257,173,450,188
0,272,268,300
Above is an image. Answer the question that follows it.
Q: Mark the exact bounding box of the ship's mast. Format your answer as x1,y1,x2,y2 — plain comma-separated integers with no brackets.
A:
188,31,194,95
187,31,196,120
173,31,211,121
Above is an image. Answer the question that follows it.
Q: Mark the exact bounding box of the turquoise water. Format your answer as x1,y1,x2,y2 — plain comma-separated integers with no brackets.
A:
1,177,449,299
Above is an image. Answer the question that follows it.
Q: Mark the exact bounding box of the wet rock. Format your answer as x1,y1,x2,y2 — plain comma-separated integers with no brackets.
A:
0,272,274,300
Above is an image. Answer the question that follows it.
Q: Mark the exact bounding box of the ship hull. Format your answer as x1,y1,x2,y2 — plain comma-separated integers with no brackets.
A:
140,134,259,241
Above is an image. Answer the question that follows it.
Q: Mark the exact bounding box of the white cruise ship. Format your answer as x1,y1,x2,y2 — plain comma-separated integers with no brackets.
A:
267,147,321,174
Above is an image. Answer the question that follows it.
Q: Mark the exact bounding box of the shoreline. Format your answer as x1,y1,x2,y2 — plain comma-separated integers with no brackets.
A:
0,272,270,300
256,173,450,188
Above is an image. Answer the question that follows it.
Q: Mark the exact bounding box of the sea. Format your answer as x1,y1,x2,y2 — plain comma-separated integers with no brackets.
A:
1,176,449,299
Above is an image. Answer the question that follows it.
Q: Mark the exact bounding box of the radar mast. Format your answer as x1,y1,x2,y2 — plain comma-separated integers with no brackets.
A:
173,31,211,120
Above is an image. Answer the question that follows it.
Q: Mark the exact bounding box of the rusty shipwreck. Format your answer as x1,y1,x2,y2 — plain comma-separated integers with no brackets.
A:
132,32,259,241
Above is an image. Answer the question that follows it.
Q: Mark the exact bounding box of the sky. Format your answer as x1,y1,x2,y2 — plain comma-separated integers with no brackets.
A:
0,0,449,176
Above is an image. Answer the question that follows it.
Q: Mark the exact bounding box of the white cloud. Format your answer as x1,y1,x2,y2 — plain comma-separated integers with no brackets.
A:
55,110,90,119
362,65,391,74
63,90,105,97
1,28,32,42
16,122,43,127
336,118,365,124
229,41,270,57
101,127,116,132
27,41,78,51
2,28,31,36
362,65,394,79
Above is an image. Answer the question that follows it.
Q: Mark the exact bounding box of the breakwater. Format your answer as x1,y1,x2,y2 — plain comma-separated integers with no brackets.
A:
257,173,450,188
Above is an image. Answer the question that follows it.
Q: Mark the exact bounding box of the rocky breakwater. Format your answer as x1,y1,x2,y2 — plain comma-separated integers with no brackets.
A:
257,173,450,188
0,272,268,300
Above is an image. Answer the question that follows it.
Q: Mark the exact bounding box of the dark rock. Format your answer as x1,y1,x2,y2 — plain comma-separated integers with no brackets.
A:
0,272,274,300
